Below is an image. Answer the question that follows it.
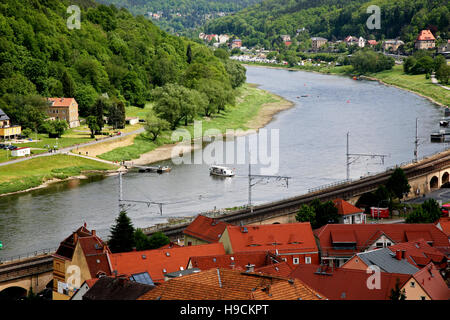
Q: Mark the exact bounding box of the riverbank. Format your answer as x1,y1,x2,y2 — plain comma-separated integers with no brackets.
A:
0,154,119,196
243,63,449,107
96,84,294,165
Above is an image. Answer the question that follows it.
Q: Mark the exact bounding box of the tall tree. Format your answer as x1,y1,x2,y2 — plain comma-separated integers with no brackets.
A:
186,44,192,64
386,168,411,200
61,70,75,98
108,210,135,253
389,278,406,300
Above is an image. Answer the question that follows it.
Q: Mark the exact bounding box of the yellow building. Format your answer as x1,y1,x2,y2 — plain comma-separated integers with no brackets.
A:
52,225,112,300
0,108,21,139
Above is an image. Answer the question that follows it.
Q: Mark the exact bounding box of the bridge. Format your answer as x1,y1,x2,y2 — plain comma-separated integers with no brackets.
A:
1,148,450,298
144,148,450,240
0,250,54,300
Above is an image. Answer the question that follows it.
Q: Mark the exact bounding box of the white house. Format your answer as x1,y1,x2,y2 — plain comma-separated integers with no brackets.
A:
358,37,366,48
333,198,366,224
11,147,30,157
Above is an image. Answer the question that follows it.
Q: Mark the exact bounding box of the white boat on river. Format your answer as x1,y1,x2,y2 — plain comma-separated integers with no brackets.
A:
209,165,235,177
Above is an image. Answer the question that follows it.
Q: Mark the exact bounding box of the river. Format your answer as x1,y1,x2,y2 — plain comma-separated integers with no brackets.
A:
0,66,447,258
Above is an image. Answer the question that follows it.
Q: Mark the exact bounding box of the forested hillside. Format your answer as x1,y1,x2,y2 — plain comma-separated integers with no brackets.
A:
0,0,243,132
97,0,262,34
204,0,449,49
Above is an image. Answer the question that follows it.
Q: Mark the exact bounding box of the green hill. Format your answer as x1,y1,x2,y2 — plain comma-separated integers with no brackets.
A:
0,0,239,129
97,0,263,35
204,0,449,49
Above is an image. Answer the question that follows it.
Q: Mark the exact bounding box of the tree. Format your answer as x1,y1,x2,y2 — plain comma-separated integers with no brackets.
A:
309,199,339,229
225,60,247,89
108,210,135,253
148,231,170,249
86,116,99,138
61,70,75,98
93,97,107,134
406,199,442,223
42,119,68,138
186,44,192,64
108,99,126,130
436,63,450,85
389,278,406,300
145,110,169,141
134,228,152,251
386,168,411,200
295,204,316,225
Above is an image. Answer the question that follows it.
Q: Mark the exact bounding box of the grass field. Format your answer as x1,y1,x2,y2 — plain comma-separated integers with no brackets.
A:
367,65,450,106
0,154,117,195
98,85,283,162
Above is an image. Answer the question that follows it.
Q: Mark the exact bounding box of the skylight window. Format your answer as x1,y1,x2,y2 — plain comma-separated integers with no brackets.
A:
130,272,154,286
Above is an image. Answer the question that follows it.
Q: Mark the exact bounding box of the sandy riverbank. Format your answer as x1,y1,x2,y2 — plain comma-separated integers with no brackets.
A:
128,89,294,166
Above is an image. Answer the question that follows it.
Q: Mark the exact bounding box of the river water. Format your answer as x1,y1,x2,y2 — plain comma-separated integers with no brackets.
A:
0,66,447,258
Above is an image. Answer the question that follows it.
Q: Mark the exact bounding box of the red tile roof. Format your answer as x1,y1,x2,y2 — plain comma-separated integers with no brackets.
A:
315,224,450,257
333,198,363,216
290,264,411,300
138,268,326,300
413,263,449,300
387,239,447,269
416,29,436,41
437,218,450,237
225,223,318,255
53,225,93,260
109,243,225,283
189,251,283,271
78,235,112,278
183,215,231,243
367,40,378,45
48,97,77,108
254,261,294,278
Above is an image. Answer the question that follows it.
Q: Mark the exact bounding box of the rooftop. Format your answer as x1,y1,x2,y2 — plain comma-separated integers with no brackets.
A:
47,97,77,108
138,268,327,300
183,215,231,243
83,276,154,300
109,242,225,283
290,264,411,300
333,198,363,216
417,29,436,41
225,222,318,254
412,263,449,300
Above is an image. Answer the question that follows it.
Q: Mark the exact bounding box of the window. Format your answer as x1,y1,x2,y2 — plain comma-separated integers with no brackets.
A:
305,257,312,264
421,296,426,300
376,242,383,248
410,281,415,288
293,257,300,265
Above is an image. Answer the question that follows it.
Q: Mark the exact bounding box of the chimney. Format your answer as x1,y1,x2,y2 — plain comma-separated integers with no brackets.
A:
73,232,78,244
401,250,406,260
92,230,96,236
245,263,255,273
395,250,402,260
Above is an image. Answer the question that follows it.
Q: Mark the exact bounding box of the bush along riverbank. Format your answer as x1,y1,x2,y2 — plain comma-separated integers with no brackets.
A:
96,84,294,164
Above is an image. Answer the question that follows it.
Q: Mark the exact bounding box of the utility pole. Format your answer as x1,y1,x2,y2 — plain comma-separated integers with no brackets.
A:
346,132,388,181
248,161,290,213
118,172,164,215
414,118,419,162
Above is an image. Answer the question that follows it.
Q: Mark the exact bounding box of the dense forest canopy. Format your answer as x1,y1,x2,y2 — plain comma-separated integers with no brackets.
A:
0,0,243,132
97,0,262,34
204,0,449,49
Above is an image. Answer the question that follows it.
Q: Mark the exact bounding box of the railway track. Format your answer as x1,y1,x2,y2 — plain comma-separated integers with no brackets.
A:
147,150,450,239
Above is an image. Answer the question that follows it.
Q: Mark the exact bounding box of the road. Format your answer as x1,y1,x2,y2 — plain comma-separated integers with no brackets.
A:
0,126,145,167
405,187,450,205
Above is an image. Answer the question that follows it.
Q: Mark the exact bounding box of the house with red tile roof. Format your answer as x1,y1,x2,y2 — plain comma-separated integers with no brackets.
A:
404,262,450,300
333,198,366,224
367,39,378,46
47,97,80,128
219,223,320,267
137,268,327,300
52,225,112,300
254,261,294,278
314,224,450,268
290,264,411,300
187,251,284,271
436,217,450,239
109,242,225,284
342,239,447,275
183,215,231,246
415,29,436,50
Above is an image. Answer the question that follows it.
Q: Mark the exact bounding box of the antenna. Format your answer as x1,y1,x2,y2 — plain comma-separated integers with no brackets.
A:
248,160,290,213
346,132,388,180
118,172,165,215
